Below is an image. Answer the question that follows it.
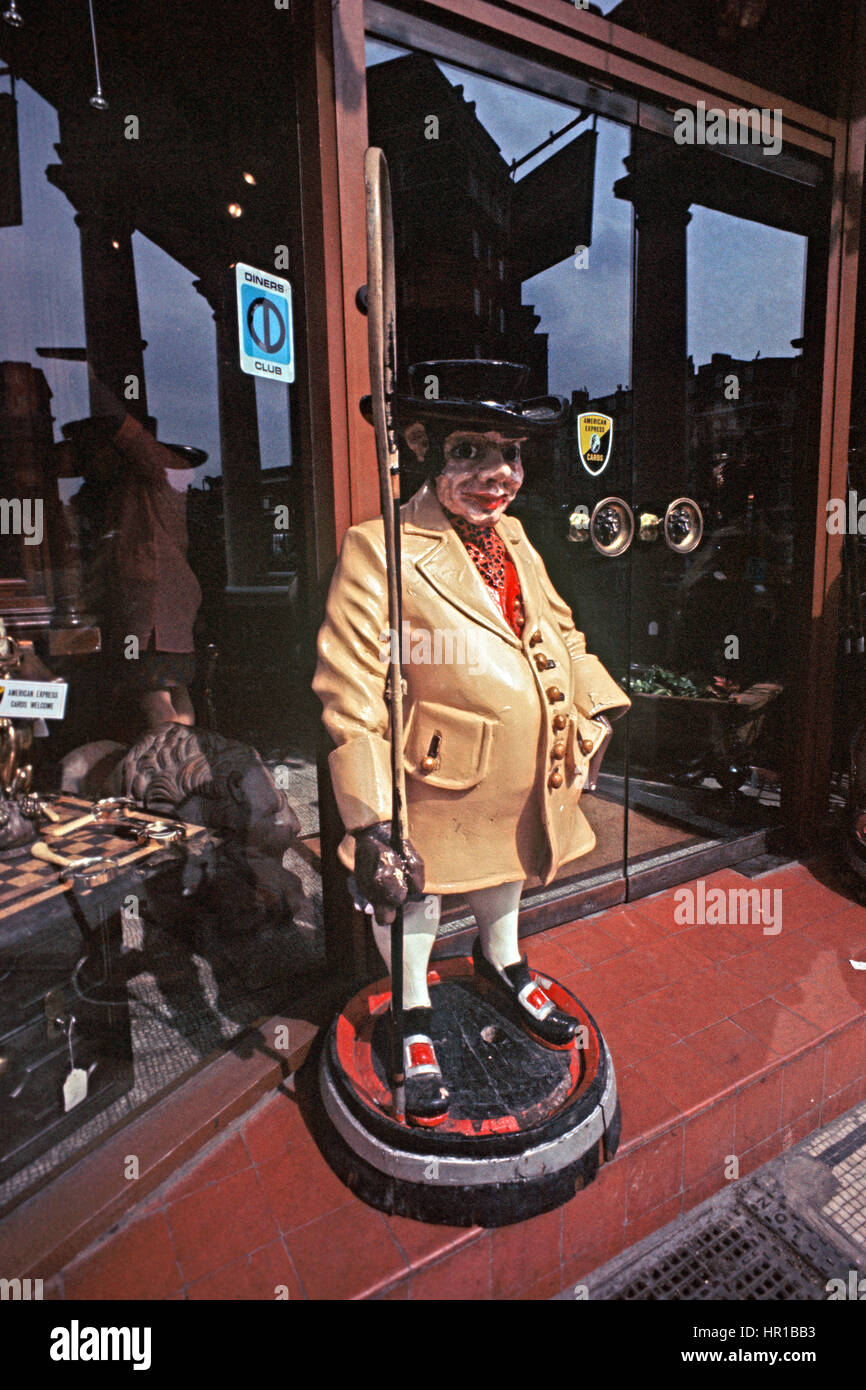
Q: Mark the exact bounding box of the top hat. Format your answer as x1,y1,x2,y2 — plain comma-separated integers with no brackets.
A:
360,360,569,434
57,417,208,469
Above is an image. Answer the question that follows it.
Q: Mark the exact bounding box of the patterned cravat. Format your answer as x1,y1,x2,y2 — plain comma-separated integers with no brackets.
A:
449,515,507,591
447,512,525,635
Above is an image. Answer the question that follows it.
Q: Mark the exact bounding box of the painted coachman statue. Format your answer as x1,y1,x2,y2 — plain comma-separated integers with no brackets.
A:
314,357,630,1129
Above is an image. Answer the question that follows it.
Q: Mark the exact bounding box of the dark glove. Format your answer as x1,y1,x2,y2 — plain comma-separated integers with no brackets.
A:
353,821,424,926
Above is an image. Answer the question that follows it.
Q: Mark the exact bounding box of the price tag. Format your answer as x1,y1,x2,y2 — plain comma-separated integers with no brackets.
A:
63,1067,89,1112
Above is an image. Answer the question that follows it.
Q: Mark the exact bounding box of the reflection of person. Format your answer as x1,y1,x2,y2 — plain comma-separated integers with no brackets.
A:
314,361,630,1125
64,375,204,733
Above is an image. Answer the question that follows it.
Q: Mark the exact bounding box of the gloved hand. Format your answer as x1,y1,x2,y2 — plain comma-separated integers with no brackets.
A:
353,821,424,926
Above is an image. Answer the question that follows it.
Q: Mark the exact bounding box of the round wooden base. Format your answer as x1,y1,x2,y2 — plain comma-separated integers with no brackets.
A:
315,958,620,1227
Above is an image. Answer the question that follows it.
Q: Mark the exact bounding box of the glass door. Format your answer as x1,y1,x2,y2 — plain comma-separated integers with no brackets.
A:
618,116,826,896
364,34,637,932
363,12,830,933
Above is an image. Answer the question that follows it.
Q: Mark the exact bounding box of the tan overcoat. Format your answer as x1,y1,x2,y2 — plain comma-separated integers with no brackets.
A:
313,484,630,894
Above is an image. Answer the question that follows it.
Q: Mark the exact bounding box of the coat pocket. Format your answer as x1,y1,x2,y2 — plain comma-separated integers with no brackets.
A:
403,700,496,791
566,713,603,780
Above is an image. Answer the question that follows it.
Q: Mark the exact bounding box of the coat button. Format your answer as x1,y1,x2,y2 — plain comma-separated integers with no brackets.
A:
552,712,568,731
580,738,594,755
551,740,566,759
545,687,564,704
420,756,438,773
534,652,555,671
528,631,543,646
548,769,564,790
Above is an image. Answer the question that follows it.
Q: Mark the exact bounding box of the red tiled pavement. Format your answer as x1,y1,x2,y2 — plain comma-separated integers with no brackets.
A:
680,1018,781,1086
632,1040,731,1116
781,1047,826,1125
730,998,821,1054
63,1211,183,1302
409,1233,492,1300
824,1020,866,1097
735,1072,783,1150
491,1205,561,1299
50,857,866,1300
615,1063,684,1141
284,1202,408,1301
185,1239,304,1301
164,1133,251,1202
557,918,628,966
561,1153,627,1283
683,1094,735,1187
165,1167,279,1286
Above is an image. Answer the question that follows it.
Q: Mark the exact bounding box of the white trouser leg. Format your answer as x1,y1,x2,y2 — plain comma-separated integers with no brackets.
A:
370,894,441,1011
465,879,525,971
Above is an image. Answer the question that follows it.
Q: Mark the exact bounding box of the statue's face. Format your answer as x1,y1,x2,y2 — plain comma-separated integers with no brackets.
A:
433,429,525,527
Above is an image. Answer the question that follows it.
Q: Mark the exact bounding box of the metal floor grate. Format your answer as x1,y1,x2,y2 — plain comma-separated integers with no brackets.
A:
560,1092,866,1302
590,1200,830,1301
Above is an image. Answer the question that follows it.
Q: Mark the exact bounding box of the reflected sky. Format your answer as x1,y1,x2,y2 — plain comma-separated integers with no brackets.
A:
1,45,807,495
368,37,807,399
0,81,290,496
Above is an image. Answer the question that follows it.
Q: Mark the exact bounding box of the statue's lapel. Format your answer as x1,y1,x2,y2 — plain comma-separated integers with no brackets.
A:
403,485,521,647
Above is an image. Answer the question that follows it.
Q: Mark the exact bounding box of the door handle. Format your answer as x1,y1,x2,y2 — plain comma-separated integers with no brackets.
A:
632,500,704,551
568,498,634,556
590,498,634,556
568,497,702,554
664,497,703,553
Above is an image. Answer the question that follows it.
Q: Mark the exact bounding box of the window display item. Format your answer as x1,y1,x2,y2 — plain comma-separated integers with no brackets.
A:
60,724,300,849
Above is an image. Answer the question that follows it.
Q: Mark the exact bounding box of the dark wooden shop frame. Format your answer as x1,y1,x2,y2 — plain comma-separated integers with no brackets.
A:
4,0,866,1283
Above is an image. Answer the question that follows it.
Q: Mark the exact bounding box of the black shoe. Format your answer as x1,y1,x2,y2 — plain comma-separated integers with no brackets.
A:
394,1006,450,1127
471,939,580,1050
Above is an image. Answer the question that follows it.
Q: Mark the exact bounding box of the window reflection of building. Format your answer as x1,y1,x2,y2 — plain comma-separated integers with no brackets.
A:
569,351,801,524
690,351,799,523
0,3,304,755
366,53,550,390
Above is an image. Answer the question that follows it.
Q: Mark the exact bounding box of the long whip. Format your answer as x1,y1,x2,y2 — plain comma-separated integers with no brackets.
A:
364,147,407,1119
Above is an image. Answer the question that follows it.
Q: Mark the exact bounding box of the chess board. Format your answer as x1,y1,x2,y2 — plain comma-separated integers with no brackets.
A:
0,796,208,927
0,796,210,1185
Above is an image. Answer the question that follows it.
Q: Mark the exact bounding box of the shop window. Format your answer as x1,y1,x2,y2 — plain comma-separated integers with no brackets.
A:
0,5,323,1212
